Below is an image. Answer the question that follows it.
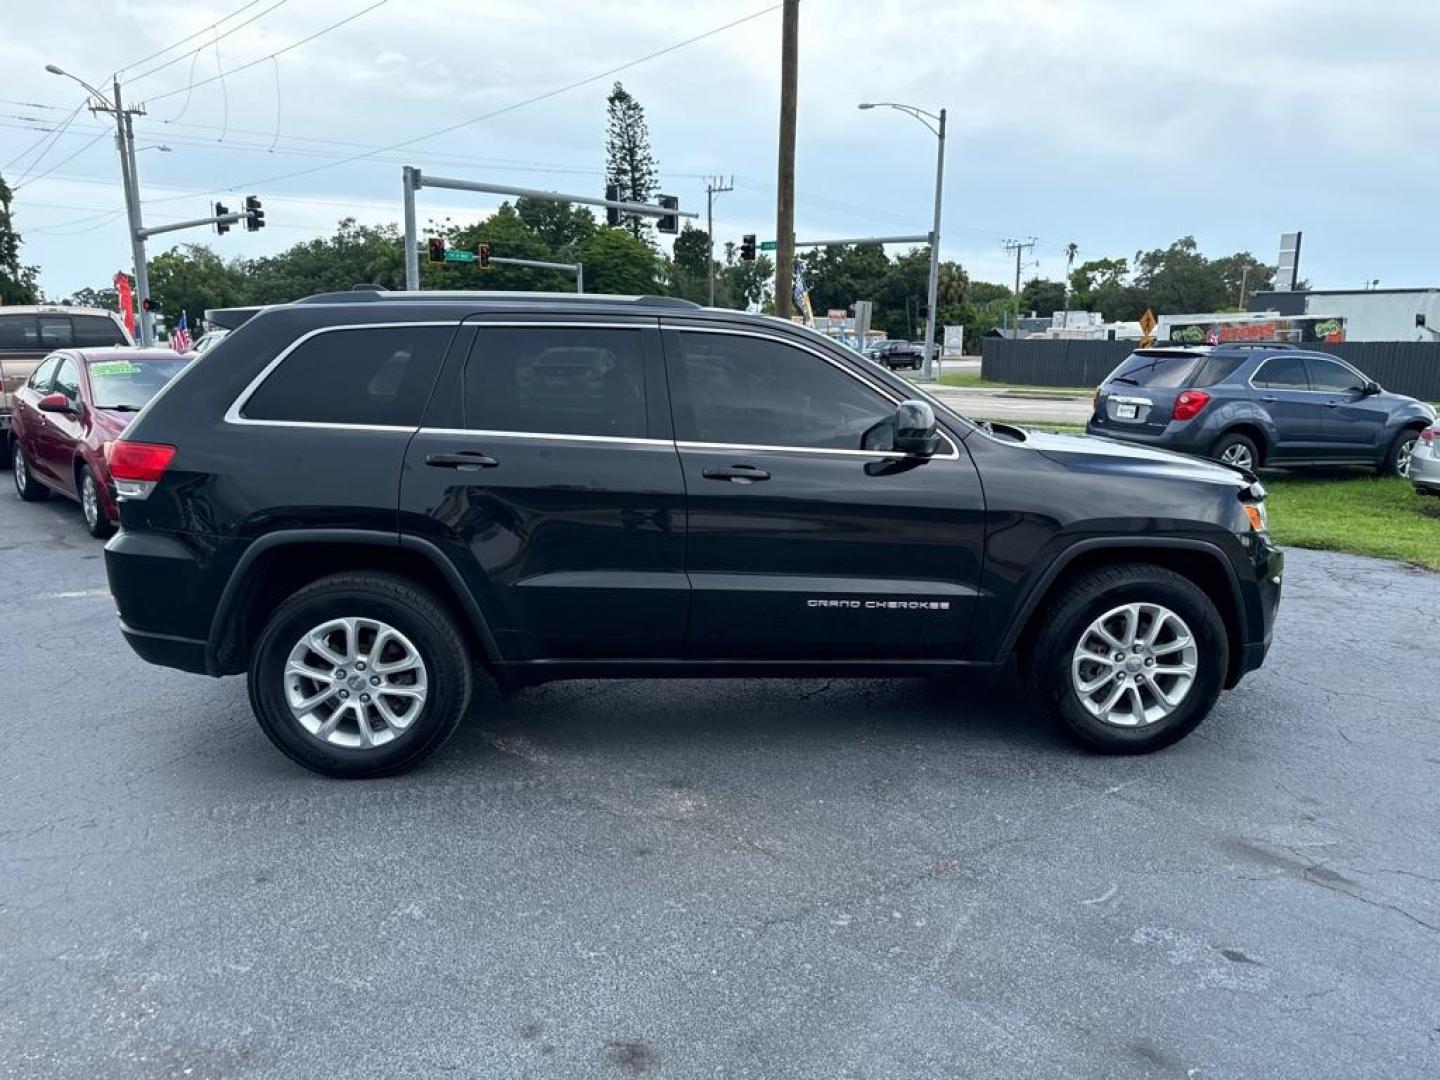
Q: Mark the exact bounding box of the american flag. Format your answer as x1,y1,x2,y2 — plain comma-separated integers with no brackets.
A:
171,310,192,354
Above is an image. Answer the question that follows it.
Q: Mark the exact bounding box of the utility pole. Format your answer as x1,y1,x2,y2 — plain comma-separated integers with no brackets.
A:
1237,265,1249,309
774,0,799,319
1003,237,1036,338
704,175,733,306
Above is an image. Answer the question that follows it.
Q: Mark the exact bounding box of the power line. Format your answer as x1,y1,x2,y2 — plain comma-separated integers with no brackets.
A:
14,130,111,191
4,101,85,176
139,2,782,203
123,0,293,85
114,0,270,77
140,0,391,105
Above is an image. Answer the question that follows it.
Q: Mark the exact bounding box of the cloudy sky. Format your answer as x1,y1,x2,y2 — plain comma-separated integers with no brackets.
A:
4,0,1437,300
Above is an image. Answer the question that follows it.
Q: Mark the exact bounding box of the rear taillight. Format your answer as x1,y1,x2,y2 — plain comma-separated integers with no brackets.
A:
108,440,175,501
1422,428,1437,444
1172,390,1212,422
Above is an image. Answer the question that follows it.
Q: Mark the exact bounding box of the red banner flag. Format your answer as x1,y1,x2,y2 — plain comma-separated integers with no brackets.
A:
113,271,135,339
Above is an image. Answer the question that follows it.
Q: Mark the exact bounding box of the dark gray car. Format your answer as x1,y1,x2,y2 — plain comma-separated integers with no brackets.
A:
1087,344,1436,475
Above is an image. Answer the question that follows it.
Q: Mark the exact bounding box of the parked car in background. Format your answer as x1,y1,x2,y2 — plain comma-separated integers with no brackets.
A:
1087,344,1436,476
189,328,229,356
1410,421,1440,497
866,340,925,371
10,348,190,538
0,306,132,458
104,290,1280,778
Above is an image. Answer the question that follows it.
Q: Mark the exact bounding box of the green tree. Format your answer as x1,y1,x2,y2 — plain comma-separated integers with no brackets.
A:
1068,257,1141,321
578,227,664,294
1131,236,1224,314
667,225,712,302
441,204,561,291
1019,277,1067,318
605,82,658,241
1210,251,1275,310
147,244,250,326
718,246,773,310
802,243,891,317
60,284,121,310
248,218,406,303
515,196,596,255
873,248,932,339
0,173,39,305
968,280,1013,305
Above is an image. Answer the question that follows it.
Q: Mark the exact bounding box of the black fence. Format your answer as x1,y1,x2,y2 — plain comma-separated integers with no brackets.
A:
980,338,1440,401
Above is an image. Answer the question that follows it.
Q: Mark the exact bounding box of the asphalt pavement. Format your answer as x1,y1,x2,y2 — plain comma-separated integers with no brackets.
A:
3,487,1439,1079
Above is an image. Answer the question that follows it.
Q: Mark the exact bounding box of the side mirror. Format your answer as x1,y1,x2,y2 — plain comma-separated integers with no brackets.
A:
893,400,941,457
37,392,72,414
1362,381,1381,396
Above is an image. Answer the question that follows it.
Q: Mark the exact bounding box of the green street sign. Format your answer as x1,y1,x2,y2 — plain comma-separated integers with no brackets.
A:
444,249,477,263
759,240,778,251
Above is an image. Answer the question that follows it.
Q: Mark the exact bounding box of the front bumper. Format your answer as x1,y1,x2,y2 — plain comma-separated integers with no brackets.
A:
1410,440,1440,495
1229,537,1283,686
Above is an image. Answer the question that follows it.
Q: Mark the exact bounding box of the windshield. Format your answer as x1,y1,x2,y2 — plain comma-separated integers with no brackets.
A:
87,356,189,410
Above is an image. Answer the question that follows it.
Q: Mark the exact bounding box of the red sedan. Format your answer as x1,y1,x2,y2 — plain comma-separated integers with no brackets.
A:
10,348,190,538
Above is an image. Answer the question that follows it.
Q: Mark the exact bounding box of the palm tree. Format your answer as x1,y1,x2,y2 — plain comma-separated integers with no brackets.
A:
1062,242,1079,328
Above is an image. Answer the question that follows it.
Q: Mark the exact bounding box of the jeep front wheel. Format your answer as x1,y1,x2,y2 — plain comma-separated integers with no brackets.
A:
1025,563,1228,753
248,572,473,778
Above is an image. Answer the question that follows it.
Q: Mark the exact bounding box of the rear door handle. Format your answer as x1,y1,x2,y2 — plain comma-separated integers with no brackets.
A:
425,450,498,470
702,464,770,484
1259,395,1279,404
1324,400,1340,408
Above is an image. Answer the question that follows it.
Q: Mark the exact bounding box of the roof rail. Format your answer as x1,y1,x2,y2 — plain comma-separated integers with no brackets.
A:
1210,341,1301,350
291,289,701,308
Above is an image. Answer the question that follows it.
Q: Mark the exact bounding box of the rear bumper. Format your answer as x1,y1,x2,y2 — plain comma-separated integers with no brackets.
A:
1410,443,1440,494
119,621,210,675
1084,418,1213,454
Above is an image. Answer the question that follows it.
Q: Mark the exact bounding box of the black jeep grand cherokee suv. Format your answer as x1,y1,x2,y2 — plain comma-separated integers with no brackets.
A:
104,290,1282,777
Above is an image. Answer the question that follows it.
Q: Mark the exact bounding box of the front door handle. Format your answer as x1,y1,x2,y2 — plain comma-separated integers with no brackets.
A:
702,464,770,484
1324,400,1340,408
425,450,498,471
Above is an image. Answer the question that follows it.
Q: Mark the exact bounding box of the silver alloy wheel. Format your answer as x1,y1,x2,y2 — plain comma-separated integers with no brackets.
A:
1396,435,1416,478
13,444,26,496
1219,442,1254,470
283,616,428,749
1070,602,1198,728
81,472,99,529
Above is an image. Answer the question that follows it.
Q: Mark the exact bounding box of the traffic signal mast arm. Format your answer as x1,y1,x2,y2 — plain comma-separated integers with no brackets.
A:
137,208,246,240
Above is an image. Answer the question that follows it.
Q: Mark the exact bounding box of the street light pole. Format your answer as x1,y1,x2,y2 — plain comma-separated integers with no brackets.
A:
45,65,153,345
859,102,947,380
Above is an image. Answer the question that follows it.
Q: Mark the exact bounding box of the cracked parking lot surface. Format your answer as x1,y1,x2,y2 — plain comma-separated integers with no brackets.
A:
1,492,1437,1078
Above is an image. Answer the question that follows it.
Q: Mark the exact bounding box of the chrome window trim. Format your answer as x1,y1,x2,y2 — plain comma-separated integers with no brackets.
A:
1247,355,1368,395
659,323,961,460
419,427,672,447
223,321,460,427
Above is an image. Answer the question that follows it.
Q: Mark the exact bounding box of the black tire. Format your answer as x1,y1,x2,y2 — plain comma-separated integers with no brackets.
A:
12,440,49,502
1380,427,1420,478
1211,431,1260,473
1022,562,1228,754
78,465,113,539
248,572,474,778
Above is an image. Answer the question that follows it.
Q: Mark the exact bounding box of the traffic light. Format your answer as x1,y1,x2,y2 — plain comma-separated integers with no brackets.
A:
215,202,230,235
427,237,446,263
478,243,491,269
1417,313,1428,328
605,183,620,227
244,195,264,232
141,297,157,313
740,233,757,262
656,194,678,235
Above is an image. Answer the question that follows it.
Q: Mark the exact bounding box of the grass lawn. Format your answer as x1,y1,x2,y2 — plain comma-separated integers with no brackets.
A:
1263,472,1440,571
938,371,1094,395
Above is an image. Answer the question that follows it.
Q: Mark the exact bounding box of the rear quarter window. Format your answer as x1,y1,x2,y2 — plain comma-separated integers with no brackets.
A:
241,325,453,426
1189,355,1245,387
0,315,38,350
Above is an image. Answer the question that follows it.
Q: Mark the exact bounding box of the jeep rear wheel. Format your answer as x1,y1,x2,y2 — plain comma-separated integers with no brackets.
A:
248,572,473,778
1212,432,1259,473
1024,563,1228,753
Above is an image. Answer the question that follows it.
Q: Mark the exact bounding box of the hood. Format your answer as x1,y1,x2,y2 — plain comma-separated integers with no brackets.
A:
1021,428,1253,487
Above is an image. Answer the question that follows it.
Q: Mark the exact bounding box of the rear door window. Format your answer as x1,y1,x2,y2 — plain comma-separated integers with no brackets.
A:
1188,354,1245,387
242,325,452,426
38,316,74,348
0,315,38,350
1305,358,1366,394
72,315,128,347
1107,352,1201,388
463,326,649,438
1252,356,1310,390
